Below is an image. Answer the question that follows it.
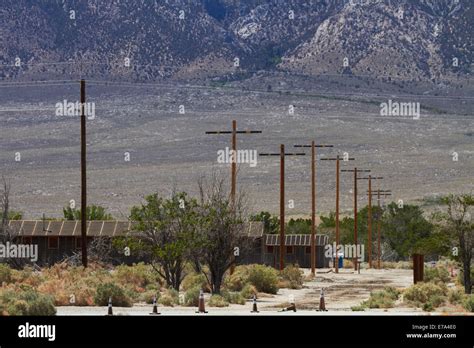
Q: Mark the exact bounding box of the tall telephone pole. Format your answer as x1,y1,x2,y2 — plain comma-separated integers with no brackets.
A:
320,155,355,273
205,120,262,207
358,175,383,268
294,142,334,276
367,189,391,269
80,79,88,268
341,168,371,270
260,145,305,271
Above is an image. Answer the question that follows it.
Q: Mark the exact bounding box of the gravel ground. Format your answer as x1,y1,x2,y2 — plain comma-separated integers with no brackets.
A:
56,268,471,316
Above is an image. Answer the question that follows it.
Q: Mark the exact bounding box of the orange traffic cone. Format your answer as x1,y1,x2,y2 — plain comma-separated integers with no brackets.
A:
251,295,259,313
150,296,160,315
196,289,208,313
319,288,327,311
107,297,113,316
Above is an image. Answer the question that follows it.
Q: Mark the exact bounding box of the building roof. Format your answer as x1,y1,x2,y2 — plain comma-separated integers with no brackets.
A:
264,234,328,246
5,220,264,237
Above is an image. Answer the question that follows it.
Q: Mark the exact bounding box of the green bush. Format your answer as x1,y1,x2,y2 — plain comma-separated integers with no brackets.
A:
0,289,56,315
247,265,279,294
240,284,258,299
383,286,401,300
448,288,464,304
138,290,158,304
0,264,12,284
362,287,399,309
114,263,158,288
351,305,365,311
181,272,208,292
184,286,201,307
224,266,250,291
280,265,304,289
158,288,179,307
424,266,450,283
422,302,434,312
222,291,245,305
404,282,446,309
463,295,474,312
208,294,229,307
94,282,132,307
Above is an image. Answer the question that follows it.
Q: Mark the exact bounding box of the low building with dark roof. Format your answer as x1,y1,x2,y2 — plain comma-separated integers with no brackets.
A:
1,220,330,268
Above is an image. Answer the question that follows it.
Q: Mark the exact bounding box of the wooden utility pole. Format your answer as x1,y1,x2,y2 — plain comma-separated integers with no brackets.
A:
260,145,305,271
80,79,87,267
205,120,262,207
320,155,354,273
366,189,391,269
341,168,371,270
294,142,334,276
358,175,383,268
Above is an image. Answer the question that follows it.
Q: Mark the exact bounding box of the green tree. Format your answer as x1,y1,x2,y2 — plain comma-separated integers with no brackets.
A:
194,176,251,294
250,211,279,234
125,192,199,290
435,194,473,294
63,205,113,220
383,202,434,259
287,218,311,234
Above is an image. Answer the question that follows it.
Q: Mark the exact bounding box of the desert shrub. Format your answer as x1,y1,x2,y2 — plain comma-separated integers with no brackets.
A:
181,272,208,292
184,286,201,307
114,263,158,288
247,265,279,294
279,265,304,289
94,282,132,307
404,282,446,309
224,265,250,291
343,259,353,268
448,288,464,305
0,289,56,315
383,286,401,300
362,287,399,309
158,288,179,307
208,294,229,307
66,281,95,306
12,267,43,287
351,305,365,311
138,290,158,304
240,284,258,299
382,261,412,269
424,266,450,283
463,295,474,312
0,264,12,284
422,302,434,312
222,290,245,305
37,279,69,306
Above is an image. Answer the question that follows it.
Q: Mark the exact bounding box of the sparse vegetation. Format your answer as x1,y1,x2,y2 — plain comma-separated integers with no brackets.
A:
208,294,229,307
94,282,132,307
247,265,279,294
404,282,446,311
279,265,304,289
362,287,400,309
0,288,56,315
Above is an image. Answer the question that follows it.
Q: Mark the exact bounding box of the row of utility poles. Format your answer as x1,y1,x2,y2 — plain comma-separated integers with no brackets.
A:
77,80,390,273
206,118,391,275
